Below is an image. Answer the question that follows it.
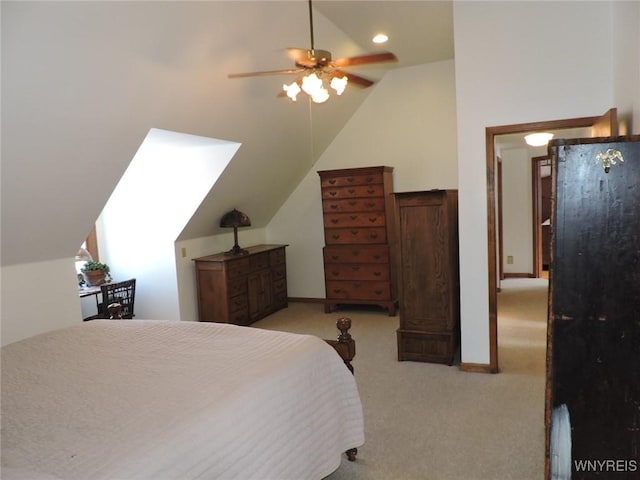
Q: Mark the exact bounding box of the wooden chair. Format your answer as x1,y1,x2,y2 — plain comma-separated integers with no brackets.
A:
84,279,136,320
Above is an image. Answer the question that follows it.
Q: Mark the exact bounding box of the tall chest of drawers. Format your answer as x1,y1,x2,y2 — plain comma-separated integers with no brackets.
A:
193,244,288,325
318,166,397,316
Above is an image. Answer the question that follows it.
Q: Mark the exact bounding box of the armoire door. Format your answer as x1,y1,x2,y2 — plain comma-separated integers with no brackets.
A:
546,136,640,479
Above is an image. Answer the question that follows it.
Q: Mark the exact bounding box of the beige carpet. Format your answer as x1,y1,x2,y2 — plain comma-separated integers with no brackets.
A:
254,278,548,480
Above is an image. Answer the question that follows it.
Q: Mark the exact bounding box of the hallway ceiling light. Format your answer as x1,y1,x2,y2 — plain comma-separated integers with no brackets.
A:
372,33,389,44
525,132,554,147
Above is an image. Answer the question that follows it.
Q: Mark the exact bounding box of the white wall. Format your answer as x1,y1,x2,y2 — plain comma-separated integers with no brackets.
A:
1,259,81,346
268,60,458,299
612,0,640,134
454,1,615,364
501,148,532,275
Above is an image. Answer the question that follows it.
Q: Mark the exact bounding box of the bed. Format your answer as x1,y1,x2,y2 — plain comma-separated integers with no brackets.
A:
1,318,364,480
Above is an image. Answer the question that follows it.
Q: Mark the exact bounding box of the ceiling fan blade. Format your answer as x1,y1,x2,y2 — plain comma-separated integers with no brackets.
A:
332,70,374,88
331,52,397,68
228,68,304,79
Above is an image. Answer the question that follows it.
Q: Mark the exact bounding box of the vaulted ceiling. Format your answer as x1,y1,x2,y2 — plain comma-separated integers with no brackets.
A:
1,1,453,266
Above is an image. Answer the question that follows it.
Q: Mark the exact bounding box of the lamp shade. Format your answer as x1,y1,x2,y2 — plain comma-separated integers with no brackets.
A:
220,209,251,255
220,209,251,228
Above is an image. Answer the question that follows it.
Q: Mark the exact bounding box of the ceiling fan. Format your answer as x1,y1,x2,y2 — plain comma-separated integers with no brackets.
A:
227,0,397,103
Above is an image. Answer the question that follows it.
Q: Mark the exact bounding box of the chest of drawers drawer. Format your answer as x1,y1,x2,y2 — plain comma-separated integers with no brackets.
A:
325,280,391,301
320,172,383,188
322,184,385,200
322,197,385,213
324,263,390,281
323,245,389,264
323,212,386,228
325,227,387,245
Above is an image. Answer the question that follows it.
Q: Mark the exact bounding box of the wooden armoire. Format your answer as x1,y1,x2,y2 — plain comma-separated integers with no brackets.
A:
394,190,460,364
318,166,397,316
545,136,640,479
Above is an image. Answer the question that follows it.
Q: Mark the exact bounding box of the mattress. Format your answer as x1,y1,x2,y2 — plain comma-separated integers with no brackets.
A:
1,320,364,480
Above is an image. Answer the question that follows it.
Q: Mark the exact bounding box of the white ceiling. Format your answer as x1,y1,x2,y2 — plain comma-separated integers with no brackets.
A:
315,1,454,68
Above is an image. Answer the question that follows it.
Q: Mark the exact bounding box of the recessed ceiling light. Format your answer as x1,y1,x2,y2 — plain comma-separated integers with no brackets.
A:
372,33,389,44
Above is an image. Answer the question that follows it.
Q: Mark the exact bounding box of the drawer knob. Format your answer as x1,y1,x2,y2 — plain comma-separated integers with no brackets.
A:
349,201,357,206
369,232,379,239
374,271,381,276
332,234,340,240
350,230,359,235
332,271,340,276
367,188,375,194
348,188,356,194
366,202,375,208
331,218,339,224
365,176,374,182
346,176,355,183
351,266,361,271
373,255,381,259
333,289,342,294
328,179,336,185
329,191,337,196
330,204,338,209
374,290,383,295
350,215,358,220
369,217,377,223
331,255,339,261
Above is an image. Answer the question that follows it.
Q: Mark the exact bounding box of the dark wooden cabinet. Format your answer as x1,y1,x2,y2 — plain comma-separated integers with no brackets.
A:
395,190,459,364
545,136,640,479
193,244,288,325
318,166,397,316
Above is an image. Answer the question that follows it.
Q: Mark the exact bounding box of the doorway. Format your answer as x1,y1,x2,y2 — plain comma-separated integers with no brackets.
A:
484,108,618,373
532,155,552,279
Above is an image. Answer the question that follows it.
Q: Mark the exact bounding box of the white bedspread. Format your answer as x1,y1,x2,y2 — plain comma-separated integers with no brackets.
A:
1,320,364,480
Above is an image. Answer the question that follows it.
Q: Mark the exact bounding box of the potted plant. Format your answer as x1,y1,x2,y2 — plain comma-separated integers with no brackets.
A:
81,261,111,286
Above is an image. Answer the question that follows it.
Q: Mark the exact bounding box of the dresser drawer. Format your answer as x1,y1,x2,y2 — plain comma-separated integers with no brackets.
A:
324,212,386,228
227,277,247,297
228,307,250,326
326,281,391,301
322,184,385,199
272,264,286,281
325,227,387,245
324,263,390,281
227,257,250,279
228,294,248,314
273,278,287,294
323,197,385,213
320,172,383,188
269,247,286,265
324,245,389,264
250,252,269,270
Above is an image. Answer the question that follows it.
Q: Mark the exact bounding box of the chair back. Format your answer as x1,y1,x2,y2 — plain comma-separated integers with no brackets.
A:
100,279,136,319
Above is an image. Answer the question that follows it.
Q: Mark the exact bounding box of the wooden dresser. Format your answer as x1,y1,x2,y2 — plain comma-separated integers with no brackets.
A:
394,190,459,364
193,244,288,325
318,166,397,316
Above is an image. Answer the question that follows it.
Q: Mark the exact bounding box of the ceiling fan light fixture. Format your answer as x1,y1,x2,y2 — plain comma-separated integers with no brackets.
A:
283,81,301,101
525,132,554,147
330,75,348,95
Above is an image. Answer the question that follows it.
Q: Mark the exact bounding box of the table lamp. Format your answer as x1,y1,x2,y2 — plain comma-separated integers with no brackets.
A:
220,209,251,256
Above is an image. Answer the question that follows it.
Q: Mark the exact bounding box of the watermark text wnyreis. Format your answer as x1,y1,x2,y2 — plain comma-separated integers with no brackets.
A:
574,459,638,473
